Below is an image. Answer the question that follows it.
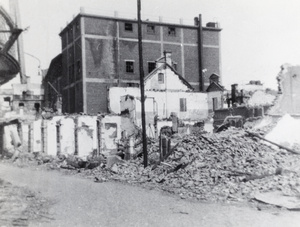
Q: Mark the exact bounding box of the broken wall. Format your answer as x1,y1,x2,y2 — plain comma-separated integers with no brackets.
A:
108,87,209,124
269,64,300,115
22,114,135,158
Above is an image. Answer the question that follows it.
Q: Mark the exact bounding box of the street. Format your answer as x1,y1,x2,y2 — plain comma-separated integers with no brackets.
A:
0,163,299,227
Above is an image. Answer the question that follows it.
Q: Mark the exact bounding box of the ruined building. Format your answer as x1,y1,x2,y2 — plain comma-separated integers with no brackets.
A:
46,9,222,114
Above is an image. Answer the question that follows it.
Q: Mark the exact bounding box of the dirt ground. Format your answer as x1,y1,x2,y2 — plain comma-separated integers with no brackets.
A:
1,162,300,227
0,177,53,226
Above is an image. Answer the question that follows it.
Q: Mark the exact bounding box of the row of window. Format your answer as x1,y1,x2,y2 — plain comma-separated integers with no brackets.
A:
125,61,177,73
125,22,177,36
64,21,177,47
126,61,156,73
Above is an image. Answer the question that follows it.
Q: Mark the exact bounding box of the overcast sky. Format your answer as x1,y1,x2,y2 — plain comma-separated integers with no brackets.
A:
1,0,300,89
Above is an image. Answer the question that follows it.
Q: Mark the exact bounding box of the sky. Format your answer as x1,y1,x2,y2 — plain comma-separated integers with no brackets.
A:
2,0,300,89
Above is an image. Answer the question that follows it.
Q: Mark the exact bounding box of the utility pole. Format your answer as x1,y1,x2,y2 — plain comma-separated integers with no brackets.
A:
137,0,148,167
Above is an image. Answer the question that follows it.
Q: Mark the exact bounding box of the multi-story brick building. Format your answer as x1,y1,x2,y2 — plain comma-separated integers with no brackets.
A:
57,9,222,114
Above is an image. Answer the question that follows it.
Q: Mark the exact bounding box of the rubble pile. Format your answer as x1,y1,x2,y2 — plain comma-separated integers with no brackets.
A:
4,126,300,204
105,128,300,202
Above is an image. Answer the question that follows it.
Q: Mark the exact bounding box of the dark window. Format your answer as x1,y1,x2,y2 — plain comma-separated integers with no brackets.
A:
213,98,218,110
180,98,187,112
19,102,24,107
34,103,40,112
148,62,156,73
125,23,133,31
125,61,134,73
4,97,10,102
147,24,155,34
158,73,164,84
168,26,176,36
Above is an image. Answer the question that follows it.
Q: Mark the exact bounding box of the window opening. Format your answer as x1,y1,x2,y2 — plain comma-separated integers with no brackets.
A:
158,73,164,84
125,61,134,73
180,98,187,112
147,24,155,34
148,62,156,73
125,23,133,31
168,26,176,36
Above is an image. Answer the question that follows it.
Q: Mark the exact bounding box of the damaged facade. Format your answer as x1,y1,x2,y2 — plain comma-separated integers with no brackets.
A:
50,8,222,114
109,52,209,127
269,64,300,115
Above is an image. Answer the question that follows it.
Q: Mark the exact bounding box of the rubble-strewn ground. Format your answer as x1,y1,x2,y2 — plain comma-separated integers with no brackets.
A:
4,125,300,209
0,178,52,226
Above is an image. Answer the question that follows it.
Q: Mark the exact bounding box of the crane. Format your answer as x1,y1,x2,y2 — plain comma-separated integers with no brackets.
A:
0,4,24,85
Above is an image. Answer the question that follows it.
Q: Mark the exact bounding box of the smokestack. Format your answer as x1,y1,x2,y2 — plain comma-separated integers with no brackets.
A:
231,84,237,105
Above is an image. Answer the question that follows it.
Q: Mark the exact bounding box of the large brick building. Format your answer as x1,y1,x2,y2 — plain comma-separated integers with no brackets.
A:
55,9,222,114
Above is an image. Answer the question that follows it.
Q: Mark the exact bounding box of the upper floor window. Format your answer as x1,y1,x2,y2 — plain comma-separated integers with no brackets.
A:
148,62,156,73
124,23,133,32
158,73,164,84
125,61,134,73
168,26,176,36
147,24,155,34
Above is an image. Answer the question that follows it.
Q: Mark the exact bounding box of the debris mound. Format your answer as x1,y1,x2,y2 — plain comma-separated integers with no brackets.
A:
109,127,300,202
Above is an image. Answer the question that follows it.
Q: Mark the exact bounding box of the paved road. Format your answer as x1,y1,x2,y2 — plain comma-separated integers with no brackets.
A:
0,163,299,227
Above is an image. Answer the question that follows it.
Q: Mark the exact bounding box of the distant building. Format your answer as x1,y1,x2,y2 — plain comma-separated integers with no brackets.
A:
43,54,62,112
11,83,44,115
54,9,222,114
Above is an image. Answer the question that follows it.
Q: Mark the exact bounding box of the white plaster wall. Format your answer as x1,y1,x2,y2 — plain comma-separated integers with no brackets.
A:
77,116,97,158
44,118,60,156
101,115,121,156
59,117,75,155
33,119,42,153
77,127,93,159
108,87,140,114
207,91,223,111
109,87,209,122
3,125,14,151
146,91,209,120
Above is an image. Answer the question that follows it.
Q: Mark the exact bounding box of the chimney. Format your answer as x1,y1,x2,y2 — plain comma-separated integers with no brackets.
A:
163,50,172,65
194,17,199,26
231,84,237,105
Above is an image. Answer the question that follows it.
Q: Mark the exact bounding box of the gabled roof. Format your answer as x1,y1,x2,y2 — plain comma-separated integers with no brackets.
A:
206,81,224,92
144,63,194,91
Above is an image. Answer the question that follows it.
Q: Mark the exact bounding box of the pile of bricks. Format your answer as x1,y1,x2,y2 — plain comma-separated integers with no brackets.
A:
107,127,300,202
7,126,300,203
